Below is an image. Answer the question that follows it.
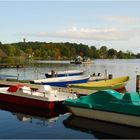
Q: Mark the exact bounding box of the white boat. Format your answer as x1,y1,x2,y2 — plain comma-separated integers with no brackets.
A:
45,70,84,78
0,84,77,110
30,75,90,87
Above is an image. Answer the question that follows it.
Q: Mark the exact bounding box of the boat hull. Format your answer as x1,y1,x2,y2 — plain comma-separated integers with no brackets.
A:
70,61,93,64
0,93,63,110
0,101,68,119
67,106,140,127
70,61,82,64
70,76,129,91
31,75,90,87
41,78,89,87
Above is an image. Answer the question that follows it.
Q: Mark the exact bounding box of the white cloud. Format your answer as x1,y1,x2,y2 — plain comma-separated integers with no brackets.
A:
25,26,140,41
102,16,140,24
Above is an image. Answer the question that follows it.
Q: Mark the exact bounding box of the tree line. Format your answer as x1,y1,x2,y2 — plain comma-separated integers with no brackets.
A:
0,41,140,60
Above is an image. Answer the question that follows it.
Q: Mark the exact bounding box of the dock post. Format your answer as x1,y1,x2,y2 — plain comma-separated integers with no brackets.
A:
16,65,19,81
108,74,113,79
17,73,19,81
136,75,140,93
105,69,107,79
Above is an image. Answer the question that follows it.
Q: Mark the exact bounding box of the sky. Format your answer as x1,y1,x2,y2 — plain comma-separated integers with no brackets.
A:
0,1,140,53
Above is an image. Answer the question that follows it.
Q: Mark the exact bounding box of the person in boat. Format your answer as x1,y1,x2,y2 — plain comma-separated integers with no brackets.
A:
51,70,56,77
98,73,100,76
45,70,57,78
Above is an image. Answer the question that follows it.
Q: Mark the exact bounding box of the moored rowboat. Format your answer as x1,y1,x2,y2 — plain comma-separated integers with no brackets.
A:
69,76,129,91
30,75,90,87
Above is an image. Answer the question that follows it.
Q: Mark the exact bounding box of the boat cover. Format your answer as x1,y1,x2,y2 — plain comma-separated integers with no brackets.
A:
7,84,24,92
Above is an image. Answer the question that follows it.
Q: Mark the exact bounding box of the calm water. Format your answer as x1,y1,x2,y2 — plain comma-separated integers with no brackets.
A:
0,59,140,139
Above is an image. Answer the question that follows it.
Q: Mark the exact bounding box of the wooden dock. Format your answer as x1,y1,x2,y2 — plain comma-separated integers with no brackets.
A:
0,63,24,68
0,79,96,95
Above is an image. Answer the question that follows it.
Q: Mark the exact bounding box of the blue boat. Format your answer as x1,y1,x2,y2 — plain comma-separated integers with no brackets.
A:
30,75,90,87
64,89,140,127
45,70,84,78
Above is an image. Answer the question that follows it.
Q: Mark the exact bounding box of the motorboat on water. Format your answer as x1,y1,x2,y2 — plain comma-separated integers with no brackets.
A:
0,84,77,110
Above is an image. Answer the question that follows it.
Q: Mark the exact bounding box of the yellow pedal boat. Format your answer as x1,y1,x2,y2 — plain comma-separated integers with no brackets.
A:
69,76,129,91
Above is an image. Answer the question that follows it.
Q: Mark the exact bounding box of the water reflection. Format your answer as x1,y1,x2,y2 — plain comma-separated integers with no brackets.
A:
13,112,62,127
0,102,68,127
63,115,140,139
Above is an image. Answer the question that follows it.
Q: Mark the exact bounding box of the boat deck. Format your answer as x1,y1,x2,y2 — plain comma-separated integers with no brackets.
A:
0,80,96,95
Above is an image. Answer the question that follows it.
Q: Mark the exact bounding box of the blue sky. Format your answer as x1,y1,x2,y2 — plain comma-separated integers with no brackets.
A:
0,1,140,53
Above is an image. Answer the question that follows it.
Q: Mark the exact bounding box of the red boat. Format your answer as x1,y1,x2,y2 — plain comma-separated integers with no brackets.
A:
0,84,77,110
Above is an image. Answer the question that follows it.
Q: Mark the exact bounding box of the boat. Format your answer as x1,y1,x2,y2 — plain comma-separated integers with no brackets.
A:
70,60,93,64
30,75,90,87
0,84,77,110
70,59,93,64
70,56,93,64
64,89,140,127
45,70,84,78
69,76,129,91
63,115,140,139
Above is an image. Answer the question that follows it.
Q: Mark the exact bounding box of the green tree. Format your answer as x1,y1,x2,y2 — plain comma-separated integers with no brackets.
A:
117,51,124,59
90,46,99,58
107,48,117,58
99,46,108,59
136,53,140,58
5,45,16,56
15,48,21,56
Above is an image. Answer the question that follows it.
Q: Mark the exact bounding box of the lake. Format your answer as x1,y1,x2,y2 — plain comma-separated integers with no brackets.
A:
0,59,140,139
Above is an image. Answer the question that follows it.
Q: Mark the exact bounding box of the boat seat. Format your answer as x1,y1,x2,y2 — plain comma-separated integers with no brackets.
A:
37,85,52,93
87,90,122,105
122,92,140,105
20,86,32,94
66,90,124,109
92,73,95,76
